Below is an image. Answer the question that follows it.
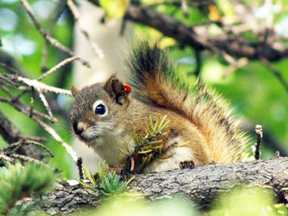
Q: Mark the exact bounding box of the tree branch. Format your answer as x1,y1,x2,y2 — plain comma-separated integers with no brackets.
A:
20,0,90,67
0,110,23,144
88,0,288,62
0,110,46,159
22,157,288,215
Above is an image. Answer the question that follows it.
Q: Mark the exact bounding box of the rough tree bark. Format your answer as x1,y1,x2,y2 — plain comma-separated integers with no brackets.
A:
22,157,288,215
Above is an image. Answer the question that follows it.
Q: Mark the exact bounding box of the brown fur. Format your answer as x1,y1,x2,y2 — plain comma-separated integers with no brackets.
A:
125,41,249,165
69,41,249,173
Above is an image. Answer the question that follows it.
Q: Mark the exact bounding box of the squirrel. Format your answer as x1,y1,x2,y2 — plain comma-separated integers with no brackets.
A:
69,41,249,174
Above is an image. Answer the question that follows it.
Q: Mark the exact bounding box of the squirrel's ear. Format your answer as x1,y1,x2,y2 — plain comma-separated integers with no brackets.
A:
104,75,131,106
71,85,79,97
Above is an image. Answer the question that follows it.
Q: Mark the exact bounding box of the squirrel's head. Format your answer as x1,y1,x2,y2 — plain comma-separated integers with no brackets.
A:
69,75,132,144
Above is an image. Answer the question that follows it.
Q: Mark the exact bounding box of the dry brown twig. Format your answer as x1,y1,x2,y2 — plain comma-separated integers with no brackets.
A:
255,125,263,160
29,88,35,118
147,0,213,8
86,0,288,93
34,117,78,162
27,56,81,120
0,138,54,167
0,73,19,89
0,109,47,145
0,62,19,75
38,90,55,120
3,140,54,157
38,56,81,81
66,0,105,59
0,154,14,164
0,0,97,166
1,56,79,125
0,96,78,162
2,74,72,95
0,90,78,162
19,0,90,67
0,55,79,163
0,95,56,123
10,153,50,167
225,57,249,75
0,83,13,97
261,58,288,94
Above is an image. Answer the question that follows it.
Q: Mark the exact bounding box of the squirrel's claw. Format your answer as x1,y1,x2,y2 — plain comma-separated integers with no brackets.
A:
179,160,195,169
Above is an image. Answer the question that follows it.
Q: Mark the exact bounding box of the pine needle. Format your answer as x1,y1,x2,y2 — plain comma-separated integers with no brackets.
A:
124,114,171,173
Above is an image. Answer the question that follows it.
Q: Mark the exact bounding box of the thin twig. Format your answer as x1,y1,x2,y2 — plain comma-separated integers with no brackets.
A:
262,58,288,95
22,135,47,142
20,0,90,67
41,1,67,71
0,93,76,161
194,50,202,77
0,154,14,164
0,109,46,145
2,140,24,153
148,0,213,8
0,73,19,88
0,83,13,97
4,140,54,157
225,57,249,75
34,117,78,162
77,157,84,181
181,0,189,18
0,95,57,123
265,0,273,29
5,74,73,95
37,90,55,121
10,153,50,167
255,125,263,160
38,56,80,81
41,41,49,72
29,87,35,118
66,0,105,59
11,91,28,103
0,62,19,75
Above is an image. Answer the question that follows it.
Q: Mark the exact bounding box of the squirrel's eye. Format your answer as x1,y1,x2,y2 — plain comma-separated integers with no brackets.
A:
93,100,108,117
95,104,106,115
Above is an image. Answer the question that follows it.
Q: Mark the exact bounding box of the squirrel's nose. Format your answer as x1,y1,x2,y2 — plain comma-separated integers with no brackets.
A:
73,121,87,135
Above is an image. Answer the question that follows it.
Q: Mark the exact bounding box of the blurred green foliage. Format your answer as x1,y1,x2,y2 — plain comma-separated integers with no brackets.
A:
41,187,285,216
0,163,57,215
209,187,286,216
0,0,74,177
89,187,286,216
0,0,287,179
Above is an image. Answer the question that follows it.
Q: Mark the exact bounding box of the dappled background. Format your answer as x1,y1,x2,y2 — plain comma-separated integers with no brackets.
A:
0,0,288,178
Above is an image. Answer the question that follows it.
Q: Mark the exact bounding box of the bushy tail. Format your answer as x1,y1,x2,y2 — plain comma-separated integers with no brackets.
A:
125,41,249,163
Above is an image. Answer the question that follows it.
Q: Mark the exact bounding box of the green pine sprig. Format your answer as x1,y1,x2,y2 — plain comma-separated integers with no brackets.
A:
79,161,134,198
121,115,172,173
0,163,57,215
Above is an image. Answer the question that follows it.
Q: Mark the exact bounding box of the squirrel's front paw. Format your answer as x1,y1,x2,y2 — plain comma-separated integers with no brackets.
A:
179,161,195,169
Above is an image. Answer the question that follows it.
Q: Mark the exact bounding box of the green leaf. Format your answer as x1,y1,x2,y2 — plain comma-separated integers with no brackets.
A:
99,0,131,18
